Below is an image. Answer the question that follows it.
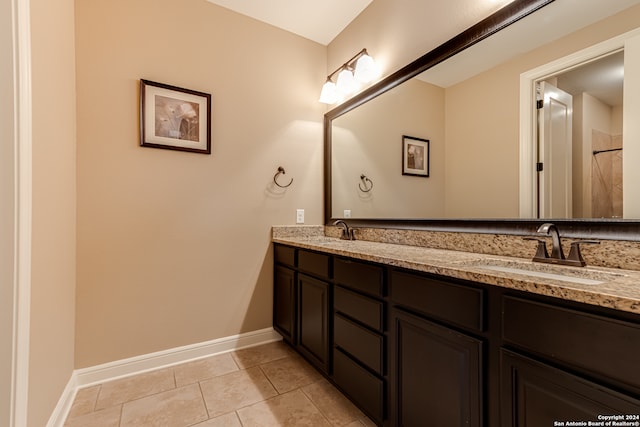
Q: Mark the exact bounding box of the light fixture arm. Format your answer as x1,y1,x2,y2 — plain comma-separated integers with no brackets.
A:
326,48,368,81
319,48,376,105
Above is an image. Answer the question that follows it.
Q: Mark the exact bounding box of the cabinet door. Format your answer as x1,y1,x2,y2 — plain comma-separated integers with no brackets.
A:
501,349,640,426
273,265,295,343
298,274,330,372
391,308,483,427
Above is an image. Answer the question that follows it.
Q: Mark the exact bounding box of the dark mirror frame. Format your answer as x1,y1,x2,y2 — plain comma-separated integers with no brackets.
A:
324,0,640,241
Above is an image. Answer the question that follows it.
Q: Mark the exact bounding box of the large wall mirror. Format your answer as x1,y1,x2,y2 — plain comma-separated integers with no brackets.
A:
324,0,640,239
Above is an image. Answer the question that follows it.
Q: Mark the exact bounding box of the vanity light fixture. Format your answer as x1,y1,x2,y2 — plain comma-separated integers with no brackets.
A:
319,48,378,105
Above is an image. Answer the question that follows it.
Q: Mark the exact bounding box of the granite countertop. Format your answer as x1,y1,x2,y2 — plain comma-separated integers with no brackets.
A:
272,234,640,315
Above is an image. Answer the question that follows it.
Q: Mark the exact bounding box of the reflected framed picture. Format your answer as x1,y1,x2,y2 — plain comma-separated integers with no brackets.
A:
402,135,429,177
140,79,211,154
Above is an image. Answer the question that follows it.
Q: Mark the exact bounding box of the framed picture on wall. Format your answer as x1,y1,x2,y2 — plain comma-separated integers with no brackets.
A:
140,79,211,154
402,135,429,177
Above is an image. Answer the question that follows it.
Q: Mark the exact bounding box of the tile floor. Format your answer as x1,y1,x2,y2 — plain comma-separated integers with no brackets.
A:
64,341,376,427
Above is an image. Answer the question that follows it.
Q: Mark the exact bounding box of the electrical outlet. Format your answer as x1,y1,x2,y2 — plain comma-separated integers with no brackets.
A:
296,209,304,224
344,210,351,218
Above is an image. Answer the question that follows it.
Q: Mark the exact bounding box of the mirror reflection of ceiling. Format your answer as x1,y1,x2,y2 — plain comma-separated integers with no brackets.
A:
330,0,640,221
555,51,624,107
418,0,639,88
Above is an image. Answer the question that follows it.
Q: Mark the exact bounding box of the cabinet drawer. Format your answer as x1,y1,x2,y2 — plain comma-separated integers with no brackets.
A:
501,349,640,424
502,296,640,392
390,270,484,332
298,250,330,278
333,349,385,423
334,314,384,375
274,244,295,267
335,286,384,332
334,258,384,297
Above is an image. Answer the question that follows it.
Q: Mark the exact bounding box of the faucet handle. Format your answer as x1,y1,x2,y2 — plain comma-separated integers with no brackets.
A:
524,237,549,261
567,240,600,266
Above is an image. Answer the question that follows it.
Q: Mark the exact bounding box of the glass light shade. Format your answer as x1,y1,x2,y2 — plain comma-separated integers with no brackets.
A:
354,53,377,83
336,68,356,95
318,80,338,104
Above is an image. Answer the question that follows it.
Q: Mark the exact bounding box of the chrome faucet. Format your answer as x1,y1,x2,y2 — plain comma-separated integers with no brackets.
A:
527,222,599,267
333,220,355,240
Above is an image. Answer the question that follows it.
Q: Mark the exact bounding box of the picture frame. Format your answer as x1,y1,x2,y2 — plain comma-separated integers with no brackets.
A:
140,79,211,154
402,135,430,177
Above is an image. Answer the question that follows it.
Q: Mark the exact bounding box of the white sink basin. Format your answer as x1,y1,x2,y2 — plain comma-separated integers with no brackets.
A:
464,259,626,286
476,264,605,285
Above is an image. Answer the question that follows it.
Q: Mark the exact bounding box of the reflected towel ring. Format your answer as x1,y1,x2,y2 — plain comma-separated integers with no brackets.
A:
359,174,373,192
274,166,293,188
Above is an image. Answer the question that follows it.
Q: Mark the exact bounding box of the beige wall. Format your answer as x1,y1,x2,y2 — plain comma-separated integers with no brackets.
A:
332,79,445,218
28,0,78,425
444,69,522,217
74,0,326,367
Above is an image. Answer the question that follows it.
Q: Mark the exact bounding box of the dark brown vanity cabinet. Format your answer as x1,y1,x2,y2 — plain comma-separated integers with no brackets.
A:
389,270,486,427
273,243,640,427
332,258,387,424
273,245,331,373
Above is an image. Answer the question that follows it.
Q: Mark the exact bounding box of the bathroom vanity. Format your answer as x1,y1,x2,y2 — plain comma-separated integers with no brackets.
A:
286,0,640,423
272,230,640,426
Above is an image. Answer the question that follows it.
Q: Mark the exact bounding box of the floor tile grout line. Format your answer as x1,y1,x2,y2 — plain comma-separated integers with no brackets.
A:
101,381,191,414
175,361,243,389
257,363,282,396
298,386,336,426
121,383,210,427
91,384,101,413
300,378,370,427
94,368,177,411
64,384,100,422
226,384,304,420
117,403,123,427
197,365,282,421
235,410,246,427
196,380,212,420
171,366,177,389
93,383,105,416
229,350,243,371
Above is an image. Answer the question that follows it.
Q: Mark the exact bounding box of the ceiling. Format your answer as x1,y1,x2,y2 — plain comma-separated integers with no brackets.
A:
557,51,624,107
205,0,373,45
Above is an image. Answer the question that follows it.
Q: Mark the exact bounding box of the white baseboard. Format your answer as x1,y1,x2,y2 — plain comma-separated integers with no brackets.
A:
46,375,78,427
75,327,282,387
48,327,282,427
